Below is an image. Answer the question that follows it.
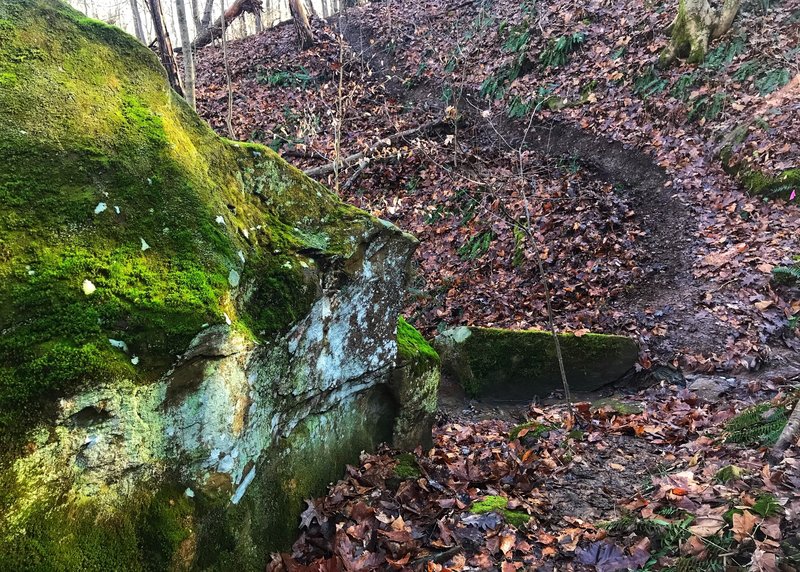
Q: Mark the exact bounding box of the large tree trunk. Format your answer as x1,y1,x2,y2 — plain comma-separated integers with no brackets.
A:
289,0,314,49
147,0,184,95
659,0,741,66
130,0,147,42
192,0,261,49
176,0,196,109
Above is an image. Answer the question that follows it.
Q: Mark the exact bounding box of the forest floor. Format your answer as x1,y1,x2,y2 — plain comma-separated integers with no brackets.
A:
191,0,800,567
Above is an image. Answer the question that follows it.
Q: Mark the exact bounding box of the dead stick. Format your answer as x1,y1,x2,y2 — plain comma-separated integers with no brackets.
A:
303,120,442,178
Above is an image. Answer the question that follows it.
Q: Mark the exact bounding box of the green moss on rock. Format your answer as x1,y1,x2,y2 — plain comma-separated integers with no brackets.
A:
470,495,530,528
436,327,638,399
0,481,195,572
390,318,440,450
0,0,375,445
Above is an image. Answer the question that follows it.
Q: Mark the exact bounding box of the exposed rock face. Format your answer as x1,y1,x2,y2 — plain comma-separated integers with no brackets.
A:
435,327,638,399
0,1,436,567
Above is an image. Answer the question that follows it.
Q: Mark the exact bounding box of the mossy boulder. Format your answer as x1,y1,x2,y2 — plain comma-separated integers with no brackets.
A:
389,317,441,450
0,1,427,568
435,326,638,399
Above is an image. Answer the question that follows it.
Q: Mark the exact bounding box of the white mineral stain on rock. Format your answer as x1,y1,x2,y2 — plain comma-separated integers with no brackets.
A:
108,339,129,353
82,280,96,295
231,466,256,505
131,356,139,365
238,250,246,264
140,238,150,251
114,205,120,214
94,202,107,214
215,215,226,225
228,270,240,288
184,488,195,498
224,312,232,325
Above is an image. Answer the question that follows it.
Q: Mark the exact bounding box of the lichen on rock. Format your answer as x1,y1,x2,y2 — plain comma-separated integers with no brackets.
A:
0,1,428,566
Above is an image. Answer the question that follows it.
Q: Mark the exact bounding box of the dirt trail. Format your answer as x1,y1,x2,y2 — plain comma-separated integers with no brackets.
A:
339,13,724,365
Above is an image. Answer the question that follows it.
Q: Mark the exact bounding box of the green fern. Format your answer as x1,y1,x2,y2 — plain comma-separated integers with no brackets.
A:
725,402,789,446
772,264,800,284
540,32,585,68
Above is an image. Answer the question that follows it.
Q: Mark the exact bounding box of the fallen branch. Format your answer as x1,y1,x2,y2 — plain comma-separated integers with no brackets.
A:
191,0,262,50
770,396,800,463
303,120,443,178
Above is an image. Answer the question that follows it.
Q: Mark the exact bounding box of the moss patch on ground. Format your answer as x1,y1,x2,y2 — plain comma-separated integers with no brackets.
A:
470,495,531,528
0,0,374,447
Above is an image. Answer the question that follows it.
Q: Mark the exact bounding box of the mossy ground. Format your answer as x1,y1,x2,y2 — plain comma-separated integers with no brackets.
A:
470,495,531,528
0,0,374,447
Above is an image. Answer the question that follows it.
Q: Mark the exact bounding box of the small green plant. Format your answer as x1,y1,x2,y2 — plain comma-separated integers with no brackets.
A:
732,59,762,81
772,263,800,284
256,66,314,87
503,26,531,54
702,35,747,70
755,67,790,95
687,91,728,122
506,95,533,118
540,32,586,68
633,65,667,99
512,226,526,266
725,401,789,446
670,72,699,101
458,231,494,260
751,493,781,517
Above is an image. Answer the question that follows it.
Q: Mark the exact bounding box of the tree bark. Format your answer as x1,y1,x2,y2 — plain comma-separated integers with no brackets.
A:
770,398,800,464
147,0,184,95
659,0,741,67
130,0,147,42
176,0,196,109
289,0,314,49
192,0,261,49
200,0,215,29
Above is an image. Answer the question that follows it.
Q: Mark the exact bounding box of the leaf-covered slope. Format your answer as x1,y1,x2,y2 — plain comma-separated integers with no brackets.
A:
0,0,370,442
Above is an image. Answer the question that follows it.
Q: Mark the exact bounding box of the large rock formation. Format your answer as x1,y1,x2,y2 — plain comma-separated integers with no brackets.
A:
0,1,437,568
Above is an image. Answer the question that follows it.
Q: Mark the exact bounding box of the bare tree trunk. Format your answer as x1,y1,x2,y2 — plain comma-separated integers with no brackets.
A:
192,0,261,49
254,7,262,32
176,0,196,109
289,0,314,49
190,0,200,29
660,0,741,66
147,0,184,95
200,0,214,29
130,0,147,42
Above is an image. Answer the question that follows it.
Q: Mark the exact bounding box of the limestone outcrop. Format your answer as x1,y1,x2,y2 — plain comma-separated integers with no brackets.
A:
0,1,437,567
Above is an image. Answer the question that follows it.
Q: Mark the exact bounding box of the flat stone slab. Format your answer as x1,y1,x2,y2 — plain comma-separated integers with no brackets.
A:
435,327,639,400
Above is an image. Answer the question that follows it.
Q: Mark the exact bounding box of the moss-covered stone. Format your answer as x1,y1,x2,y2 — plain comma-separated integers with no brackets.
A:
389,317,441,450
0,2,421,568
435,327,638,399
470,495,530,528
591,397,644,415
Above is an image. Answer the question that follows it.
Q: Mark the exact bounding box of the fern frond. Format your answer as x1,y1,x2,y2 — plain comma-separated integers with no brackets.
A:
773,265,800,283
